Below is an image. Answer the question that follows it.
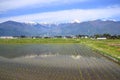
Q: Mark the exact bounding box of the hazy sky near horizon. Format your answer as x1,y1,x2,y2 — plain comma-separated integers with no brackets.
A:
0,0,120,23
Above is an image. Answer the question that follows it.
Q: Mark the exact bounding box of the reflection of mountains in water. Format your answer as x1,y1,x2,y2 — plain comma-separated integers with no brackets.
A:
0,44,102,59
71,55,81,59
18,54,82,60
23,54,59,58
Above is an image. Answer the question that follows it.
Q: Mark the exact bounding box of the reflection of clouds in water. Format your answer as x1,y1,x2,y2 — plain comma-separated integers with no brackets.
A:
71,55,81,60
24,54,38,58
40,54,58,58
24,53,59,59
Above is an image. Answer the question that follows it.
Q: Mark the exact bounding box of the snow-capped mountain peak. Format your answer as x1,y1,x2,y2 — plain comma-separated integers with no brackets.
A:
23,21,37,25
71,19,80,23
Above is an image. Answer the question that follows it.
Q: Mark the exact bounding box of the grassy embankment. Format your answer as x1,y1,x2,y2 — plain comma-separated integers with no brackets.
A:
0,38,120,61
81,39,120,61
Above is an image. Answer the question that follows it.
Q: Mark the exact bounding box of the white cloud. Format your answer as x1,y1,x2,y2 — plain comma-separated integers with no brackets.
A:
0,6,120,23
0,0,88,12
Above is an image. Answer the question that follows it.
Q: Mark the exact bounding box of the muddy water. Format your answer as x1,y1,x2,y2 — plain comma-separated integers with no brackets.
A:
0,44,120,80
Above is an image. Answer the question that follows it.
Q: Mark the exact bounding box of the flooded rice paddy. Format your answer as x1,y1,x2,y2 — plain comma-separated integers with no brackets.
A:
0,44,120,80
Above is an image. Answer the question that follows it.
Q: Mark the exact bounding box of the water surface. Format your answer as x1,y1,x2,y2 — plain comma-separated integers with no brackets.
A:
0,44,120,80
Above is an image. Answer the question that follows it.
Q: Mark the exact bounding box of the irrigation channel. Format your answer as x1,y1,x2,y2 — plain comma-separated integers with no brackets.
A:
0,44,120,80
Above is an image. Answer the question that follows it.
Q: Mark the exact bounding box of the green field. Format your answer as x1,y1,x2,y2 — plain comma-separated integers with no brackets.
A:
0,38,80,44
0,38,120,61
80,39,120,61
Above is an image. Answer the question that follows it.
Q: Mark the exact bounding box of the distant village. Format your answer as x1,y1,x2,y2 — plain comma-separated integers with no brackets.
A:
0,34,120,40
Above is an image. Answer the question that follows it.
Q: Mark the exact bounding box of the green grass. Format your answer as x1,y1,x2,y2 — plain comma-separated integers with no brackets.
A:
0,38,80,44
0,38,120,61
81,39,120,61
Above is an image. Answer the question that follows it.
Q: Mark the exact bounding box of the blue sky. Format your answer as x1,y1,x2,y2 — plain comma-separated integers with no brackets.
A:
0,0,120,23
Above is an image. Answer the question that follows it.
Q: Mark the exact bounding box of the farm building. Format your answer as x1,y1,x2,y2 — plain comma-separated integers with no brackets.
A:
0,36,14,39
97,37,107,40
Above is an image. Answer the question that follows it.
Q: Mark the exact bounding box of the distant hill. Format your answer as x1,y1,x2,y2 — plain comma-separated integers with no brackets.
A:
0,21,50,36
0,20,120,36
59,20,120,35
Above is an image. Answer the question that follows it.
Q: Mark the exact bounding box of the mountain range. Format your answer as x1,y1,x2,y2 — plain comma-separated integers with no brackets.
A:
0,20,120,36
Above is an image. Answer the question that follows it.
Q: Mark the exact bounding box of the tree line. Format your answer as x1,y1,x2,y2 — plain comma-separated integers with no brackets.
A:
13,33,120,39
93,33,120,39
